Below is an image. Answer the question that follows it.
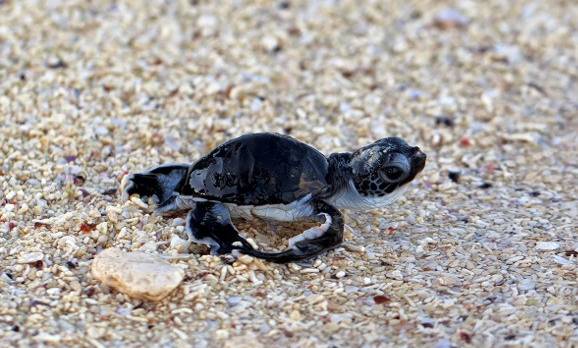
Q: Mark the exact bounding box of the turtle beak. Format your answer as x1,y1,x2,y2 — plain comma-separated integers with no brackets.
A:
411,147,427,175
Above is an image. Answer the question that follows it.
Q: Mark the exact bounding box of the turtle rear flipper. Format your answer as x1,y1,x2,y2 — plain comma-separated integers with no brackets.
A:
121,164,190,207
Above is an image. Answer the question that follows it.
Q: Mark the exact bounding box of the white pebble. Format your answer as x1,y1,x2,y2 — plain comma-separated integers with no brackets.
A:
169,235,190,253
18,251,44,264
535,242,560,251
300,268,320,274
518,278,536,291
386,270,404,281
552,255,574,266
130,196,148,209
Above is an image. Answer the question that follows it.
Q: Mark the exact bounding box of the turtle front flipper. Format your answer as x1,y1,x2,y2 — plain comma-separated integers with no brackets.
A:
242,201,344,263
186,201,256,255
121,164,191,212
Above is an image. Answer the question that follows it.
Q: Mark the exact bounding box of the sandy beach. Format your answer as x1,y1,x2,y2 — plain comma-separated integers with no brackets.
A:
0,0,576,346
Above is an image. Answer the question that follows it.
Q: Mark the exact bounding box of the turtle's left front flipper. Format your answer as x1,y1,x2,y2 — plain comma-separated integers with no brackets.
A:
185,201,256,255
121,164,193,214
242,201,344,263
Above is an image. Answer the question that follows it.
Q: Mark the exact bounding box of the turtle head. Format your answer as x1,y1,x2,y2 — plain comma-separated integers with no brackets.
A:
351,137,426,194
327,137,426,209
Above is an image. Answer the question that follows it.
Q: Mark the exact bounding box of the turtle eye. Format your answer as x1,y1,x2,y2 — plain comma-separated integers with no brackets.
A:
383,166,404,181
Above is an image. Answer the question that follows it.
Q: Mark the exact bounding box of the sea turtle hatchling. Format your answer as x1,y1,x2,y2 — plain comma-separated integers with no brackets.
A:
121,132,426,263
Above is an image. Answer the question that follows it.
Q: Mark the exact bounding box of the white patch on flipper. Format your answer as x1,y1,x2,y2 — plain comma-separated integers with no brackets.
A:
185,211,220,251
288,213,332,248
325,180,408,210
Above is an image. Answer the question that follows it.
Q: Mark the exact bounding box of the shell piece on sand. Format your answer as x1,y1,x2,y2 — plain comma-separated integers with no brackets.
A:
17,251,44,264
535,242,560,251
91,248,184,301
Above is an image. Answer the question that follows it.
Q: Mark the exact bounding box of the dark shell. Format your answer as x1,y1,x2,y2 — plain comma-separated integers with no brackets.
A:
183,133,330,206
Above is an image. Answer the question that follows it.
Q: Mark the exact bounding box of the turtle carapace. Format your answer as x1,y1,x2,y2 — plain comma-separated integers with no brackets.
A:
122,133,426,263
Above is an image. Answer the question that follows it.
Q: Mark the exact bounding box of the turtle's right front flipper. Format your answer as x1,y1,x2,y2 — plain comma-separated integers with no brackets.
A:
121,164,192,213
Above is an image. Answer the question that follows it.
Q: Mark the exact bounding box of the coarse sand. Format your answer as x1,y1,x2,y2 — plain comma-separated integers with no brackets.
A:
0,0,576,347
